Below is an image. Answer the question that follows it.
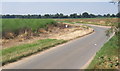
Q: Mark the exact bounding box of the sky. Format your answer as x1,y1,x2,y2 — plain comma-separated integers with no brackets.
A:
1,0,112,2
1,0,118,15
1,2,118,15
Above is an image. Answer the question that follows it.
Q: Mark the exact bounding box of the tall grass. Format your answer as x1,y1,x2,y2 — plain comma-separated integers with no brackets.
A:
2,19,56,33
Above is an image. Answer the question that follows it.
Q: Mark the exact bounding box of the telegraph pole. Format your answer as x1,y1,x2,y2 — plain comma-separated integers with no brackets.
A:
118,1,120,13
110,0,120,12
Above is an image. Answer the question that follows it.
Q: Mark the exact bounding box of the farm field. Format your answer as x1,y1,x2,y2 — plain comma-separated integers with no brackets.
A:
2,19,56,39
56,18,118,26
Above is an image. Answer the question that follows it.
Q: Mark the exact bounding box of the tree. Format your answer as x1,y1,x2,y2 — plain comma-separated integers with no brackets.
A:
56,13,60,18
63,15,69,18
82,12,90,18
77,14,82,18
116,12,120,18
2,13,115,19
44,14,50,18
38,15,42,18
70,13,78,18
59,13,64,18
89,14,96,18
110,14,116,17
106,14,111,17
97,14,103,17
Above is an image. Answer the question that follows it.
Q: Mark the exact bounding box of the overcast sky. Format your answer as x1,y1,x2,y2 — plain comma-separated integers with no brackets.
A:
2,2,118,15
1,0,118,15
2,0,112,2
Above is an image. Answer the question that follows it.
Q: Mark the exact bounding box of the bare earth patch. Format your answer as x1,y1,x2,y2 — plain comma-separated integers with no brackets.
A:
49,26,93,40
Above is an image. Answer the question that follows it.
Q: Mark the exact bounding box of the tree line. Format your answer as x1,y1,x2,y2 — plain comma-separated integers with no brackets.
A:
1,12,120,18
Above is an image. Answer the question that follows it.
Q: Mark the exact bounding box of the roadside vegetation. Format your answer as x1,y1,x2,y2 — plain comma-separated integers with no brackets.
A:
1,39,66,65
1,18,70,65
88,34,119,69
2,19,56,39
88,21,119,69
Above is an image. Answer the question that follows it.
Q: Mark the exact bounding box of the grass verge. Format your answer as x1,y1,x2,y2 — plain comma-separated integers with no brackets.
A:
87,35,119,69
1,39,67,65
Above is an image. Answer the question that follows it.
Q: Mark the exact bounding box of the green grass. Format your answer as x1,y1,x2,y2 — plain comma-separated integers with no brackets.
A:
0,19,2,38
88,35,119,69
2,19,56,33
1,39,67,65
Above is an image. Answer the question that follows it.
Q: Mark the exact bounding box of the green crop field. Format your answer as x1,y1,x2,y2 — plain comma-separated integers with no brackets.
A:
2,19,56,33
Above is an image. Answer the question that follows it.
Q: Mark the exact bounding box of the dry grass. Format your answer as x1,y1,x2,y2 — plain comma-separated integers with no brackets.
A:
1,39,66,65
55,18,118,26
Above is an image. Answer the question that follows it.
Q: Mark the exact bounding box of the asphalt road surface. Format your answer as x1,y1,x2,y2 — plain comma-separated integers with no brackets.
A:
3,24,110,69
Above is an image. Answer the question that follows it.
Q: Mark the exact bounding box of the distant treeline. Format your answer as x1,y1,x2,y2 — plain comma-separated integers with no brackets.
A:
1,12,120,18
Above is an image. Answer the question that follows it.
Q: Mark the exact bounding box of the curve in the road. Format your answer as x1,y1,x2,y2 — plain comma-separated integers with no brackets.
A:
3,24,109,69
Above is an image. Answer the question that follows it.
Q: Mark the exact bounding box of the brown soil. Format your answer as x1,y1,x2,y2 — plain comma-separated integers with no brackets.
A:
1,23,93,49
